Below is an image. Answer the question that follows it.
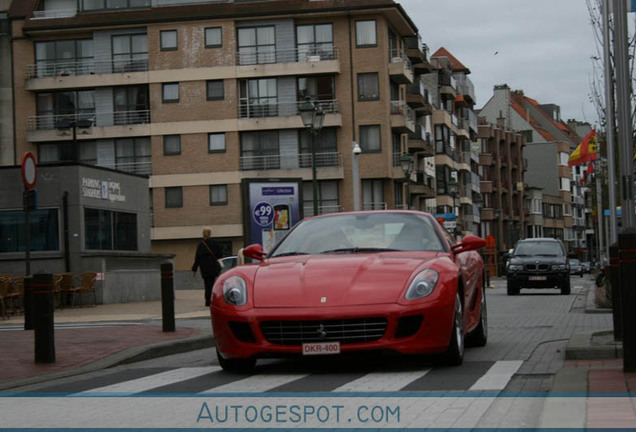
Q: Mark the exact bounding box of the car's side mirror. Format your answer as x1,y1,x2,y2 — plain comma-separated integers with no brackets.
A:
451,235,487,255
243,244,266,261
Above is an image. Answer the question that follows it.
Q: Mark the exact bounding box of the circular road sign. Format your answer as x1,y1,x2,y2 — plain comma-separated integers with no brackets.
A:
21,152,37,190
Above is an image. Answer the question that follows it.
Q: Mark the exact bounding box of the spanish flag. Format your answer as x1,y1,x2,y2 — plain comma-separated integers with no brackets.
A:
568,129,598,166
580,162,595,185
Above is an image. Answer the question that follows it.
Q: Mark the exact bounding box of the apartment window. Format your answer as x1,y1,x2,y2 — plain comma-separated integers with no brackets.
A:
112,33,148,73
114,85,149,125
36,90,95,129
162,83,179,102
160,30,178,51
206,80,224,100
357,73,379,101
362,179,384,210
208,133,226,153
296,23,334,60
35,39,94,77
303,180,339,217
210,185,228,206
359,125,381,153
298,76,335,101
299,128,337,167
558,152,569,166
239,78,277,117
82,0,149,11
115,137,151,174
163,135,181,155
356,20,377,47
237,26,275,65
240,131,279,170
560,177,571,191
165,187,183,208
563,203,572,216
0,209,59,252
84,208,137,251
205,27,222,48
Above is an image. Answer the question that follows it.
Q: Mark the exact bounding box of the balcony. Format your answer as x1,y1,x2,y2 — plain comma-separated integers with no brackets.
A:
235,47,341,77
438,75,457,98
388,50,414,84
32,9,77,19
406,83,433,115
409,172,436,199
303,204,344,217
390,100,416,133
239,99,338,119
454,74,476,105
28,110,150,131
480,153,494,166
239,152,341,171
363,202,388,210
480,180,493,194
27,58,149,80
407,127,434,156
98,160,152,176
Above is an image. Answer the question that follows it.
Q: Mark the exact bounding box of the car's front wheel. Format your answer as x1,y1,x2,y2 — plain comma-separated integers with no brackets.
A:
216,349,256,373
439,293,464,366
466,285,487,347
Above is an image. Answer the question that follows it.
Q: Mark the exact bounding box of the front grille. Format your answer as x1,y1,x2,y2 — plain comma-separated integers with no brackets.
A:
525,264,550,271
260,318,388,346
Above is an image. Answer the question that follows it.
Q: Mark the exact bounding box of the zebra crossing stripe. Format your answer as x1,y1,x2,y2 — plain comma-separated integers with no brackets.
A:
77,367,219,394
468,360,523,391
200,373,310,393
333,369,431,392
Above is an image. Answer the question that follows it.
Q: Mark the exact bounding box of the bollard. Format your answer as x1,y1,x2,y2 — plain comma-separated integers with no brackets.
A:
24,276,33,331
619,229,636,372
609,242,621,341
161,263,175,332
32,273,55,363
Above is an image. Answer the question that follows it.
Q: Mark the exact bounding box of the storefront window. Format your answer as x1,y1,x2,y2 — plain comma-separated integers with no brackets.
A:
0,209,60,253
84,208,137,251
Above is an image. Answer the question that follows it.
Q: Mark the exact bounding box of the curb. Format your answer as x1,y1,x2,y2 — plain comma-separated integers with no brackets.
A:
565,330,622,360
0,334,215,392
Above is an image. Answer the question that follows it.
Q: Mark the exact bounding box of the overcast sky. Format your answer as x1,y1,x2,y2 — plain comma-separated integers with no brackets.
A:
398,0,598,125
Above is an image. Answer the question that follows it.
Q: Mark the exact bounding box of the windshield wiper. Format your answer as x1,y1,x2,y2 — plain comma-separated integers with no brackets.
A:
320,247,398,254
271,252,310,257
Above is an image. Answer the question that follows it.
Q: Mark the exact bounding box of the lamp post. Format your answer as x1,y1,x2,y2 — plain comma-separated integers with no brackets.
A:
399,153,414,209
299,96,325,216
55,118,93,162
352,141,362,211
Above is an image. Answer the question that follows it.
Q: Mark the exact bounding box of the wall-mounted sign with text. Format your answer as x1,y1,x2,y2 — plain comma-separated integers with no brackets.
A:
81,177,126,202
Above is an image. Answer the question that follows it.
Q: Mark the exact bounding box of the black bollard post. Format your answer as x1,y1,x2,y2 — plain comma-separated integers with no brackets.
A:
24,276,33,331
161,263,175,332
619,229,636,372
32,273,55,363
609,242,621,341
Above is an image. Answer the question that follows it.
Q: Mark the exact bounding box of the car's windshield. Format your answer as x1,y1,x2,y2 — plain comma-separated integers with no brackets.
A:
570,259,581,265
514,241,565,257
269,212,446,257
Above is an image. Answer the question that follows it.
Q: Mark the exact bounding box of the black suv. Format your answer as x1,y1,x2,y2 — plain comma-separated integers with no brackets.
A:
506,238,570,295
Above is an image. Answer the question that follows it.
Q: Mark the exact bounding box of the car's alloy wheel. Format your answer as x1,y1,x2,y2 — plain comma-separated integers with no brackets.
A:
216,348,256,373
440,293,464,366
467,285,487,347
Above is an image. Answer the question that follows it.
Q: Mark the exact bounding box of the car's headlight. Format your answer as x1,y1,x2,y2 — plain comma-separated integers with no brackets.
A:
405,269,439,300
552,264,567,270
223,276,247,306
509,264,524,271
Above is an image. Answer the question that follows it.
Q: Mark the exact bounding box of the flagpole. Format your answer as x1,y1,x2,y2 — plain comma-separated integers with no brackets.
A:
596,164,605,264
603,0,618,241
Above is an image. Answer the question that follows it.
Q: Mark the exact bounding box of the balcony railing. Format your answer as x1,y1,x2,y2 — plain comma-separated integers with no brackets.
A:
303,204,343,217
363,202,388,210
32,9,77,19
27,58,149,79
236,46,339,66
240,152,341,171
239,99,339,119
99,160,152,175
390,100,416,123
390,49,413,71
28,110,150,131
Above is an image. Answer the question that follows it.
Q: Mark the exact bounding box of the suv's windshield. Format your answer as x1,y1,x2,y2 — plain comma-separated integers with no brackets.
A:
514,241,565,257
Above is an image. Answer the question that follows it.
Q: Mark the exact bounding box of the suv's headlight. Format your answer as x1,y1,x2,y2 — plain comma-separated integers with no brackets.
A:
551,264,567,270
509,264,523,271
223,276,247,306
405,269,439,300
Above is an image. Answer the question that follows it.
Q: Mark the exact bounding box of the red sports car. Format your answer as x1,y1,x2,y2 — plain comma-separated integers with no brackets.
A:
211,210,487,371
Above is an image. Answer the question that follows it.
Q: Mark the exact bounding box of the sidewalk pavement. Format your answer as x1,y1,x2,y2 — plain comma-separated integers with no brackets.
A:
0,285,635,427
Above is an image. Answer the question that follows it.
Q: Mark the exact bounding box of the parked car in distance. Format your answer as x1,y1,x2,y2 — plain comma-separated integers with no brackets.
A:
569,259,584,277
506,238,570,295
211,210,488,372
581,261,591,274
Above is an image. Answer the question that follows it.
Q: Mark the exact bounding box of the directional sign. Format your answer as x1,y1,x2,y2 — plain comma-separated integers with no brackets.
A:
21,152,37,190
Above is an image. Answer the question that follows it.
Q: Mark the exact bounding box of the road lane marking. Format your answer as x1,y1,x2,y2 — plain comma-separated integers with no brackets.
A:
333,369,431,392
469,360,523,391
200,373,309,393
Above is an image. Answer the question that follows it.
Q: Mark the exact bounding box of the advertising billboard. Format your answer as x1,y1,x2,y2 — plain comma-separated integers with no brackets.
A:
242,178,303,252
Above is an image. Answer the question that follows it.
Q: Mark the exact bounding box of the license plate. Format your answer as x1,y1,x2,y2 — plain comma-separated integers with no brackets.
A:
529,276,547,281
302,341,340,355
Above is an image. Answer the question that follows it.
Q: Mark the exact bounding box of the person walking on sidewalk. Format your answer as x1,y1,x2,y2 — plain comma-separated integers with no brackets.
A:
192,227,223,307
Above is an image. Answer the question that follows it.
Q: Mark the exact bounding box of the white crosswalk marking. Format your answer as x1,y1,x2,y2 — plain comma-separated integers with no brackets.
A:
469,360,523,391
333,369,431,392
200,373,309,393
78,367,219,394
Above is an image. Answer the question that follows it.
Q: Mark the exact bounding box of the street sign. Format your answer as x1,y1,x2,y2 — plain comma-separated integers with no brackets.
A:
21,152,37,190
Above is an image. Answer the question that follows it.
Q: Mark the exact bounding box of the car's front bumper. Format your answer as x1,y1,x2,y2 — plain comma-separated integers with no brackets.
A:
211,300,455,360
507,272,569,288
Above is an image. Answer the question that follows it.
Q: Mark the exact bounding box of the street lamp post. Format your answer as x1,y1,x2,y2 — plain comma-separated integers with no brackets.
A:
299,96,325,216
399,153,414,209
352,142,362,211
55,118,93,162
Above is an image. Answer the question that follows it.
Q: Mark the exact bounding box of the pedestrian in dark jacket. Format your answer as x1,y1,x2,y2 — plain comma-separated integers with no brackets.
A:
192,227,223,306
